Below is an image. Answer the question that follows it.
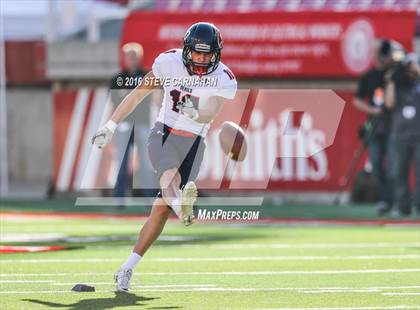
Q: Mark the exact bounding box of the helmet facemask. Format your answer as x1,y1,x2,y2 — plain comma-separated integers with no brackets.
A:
182,47,220,76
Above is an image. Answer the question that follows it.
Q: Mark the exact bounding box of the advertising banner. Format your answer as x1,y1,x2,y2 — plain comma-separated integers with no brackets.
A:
121,10,416,78
53,89,367,192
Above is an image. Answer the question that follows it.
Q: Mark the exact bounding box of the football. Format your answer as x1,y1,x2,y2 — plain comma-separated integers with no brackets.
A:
218,121,247,161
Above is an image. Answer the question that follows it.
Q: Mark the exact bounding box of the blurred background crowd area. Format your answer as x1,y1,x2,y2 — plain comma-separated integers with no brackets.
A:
1,0,420,209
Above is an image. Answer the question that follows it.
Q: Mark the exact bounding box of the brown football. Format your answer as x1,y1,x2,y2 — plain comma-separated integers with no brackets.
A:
218,121,247,161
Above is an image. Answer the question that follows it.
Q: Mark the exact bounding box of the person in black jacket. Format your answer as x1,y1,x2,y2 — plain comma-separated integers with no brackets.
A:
353,39,396,214
385,53,420,216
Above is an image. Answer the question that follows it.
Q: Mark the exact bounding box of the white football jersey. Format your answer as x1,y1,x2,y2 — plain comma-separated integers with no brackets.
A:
152,49,237,137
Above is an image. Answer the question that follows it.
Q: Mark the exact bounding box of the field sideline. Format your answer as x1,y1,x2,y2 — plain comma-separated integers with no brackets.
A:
1,201,419,310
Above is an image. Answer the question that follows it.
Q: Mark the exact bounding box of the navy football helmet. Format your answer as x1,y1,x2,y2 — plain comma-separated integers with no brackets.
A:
182,22,222,75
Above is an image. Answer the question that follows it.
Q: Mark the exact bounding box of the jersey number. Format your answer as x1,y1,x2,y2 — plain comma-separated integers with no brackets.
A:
170,89,199,113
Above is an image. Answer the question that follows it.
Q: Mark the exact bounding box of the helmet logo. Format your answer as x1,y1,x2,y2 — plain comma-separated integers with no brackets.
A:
194,43,211,52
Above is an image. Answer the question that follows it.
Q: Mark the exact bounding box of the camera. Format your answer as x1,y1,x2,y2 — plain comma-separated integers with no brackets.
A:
390,53,420,85
378,39,405,65
380,40,420,86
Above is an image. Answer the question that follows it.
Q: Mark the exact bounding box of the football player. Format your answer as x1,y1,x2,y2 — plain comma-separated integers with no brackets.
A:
92,22,237,292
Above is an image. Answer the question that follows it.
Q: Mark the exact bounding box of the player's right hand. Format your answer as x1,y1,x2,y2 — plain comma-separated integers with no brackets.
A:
92,120,117,149
177,97,199,120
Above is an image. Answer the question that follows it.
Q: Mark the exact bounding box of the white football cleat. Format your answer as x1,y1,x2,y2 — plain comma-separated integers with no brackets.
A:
114,268,132,292
180,181,197,226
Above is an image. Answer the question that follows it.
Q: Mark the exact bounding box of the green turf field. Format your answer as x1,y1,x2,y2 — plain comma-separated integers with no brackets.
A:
1,205,419,310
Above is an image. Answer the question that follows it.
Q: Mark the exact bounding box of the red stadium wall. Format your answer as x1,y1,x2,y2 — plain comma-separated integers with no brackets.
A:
52,88,367,192
5,41,48,85
121,10,417,78
196,90,365,191
50,10,417,193
53,88,114,192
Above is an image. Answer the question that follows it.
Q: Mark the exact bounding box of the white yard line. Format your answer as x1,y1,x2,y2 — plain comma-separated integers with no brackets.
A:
50,282,112,286
50,283,216,288
0,290,107,294
370,286,420,289
0,258,122,263
383,293,420,296
134,284,216,288
180,242,420,249
0,288,387,294
152,255,420,262
1,269,419,277
0,273,110,277
252,307,419,310
1,287,420,296
0,280,54,283
301,289,381,293
297,286,420,290
134,288,324,292
1,240,418,248
2,255,419,264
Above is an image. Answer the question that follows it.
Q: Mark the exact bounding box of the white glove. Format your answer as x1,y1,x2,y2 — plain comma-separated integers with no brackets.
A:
91,120,118,149
178,97,199,120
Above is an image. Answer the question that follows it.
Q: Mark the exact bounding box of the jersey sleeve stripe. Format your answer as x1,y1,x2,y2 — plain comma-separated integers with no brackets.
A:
223,69,235,80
